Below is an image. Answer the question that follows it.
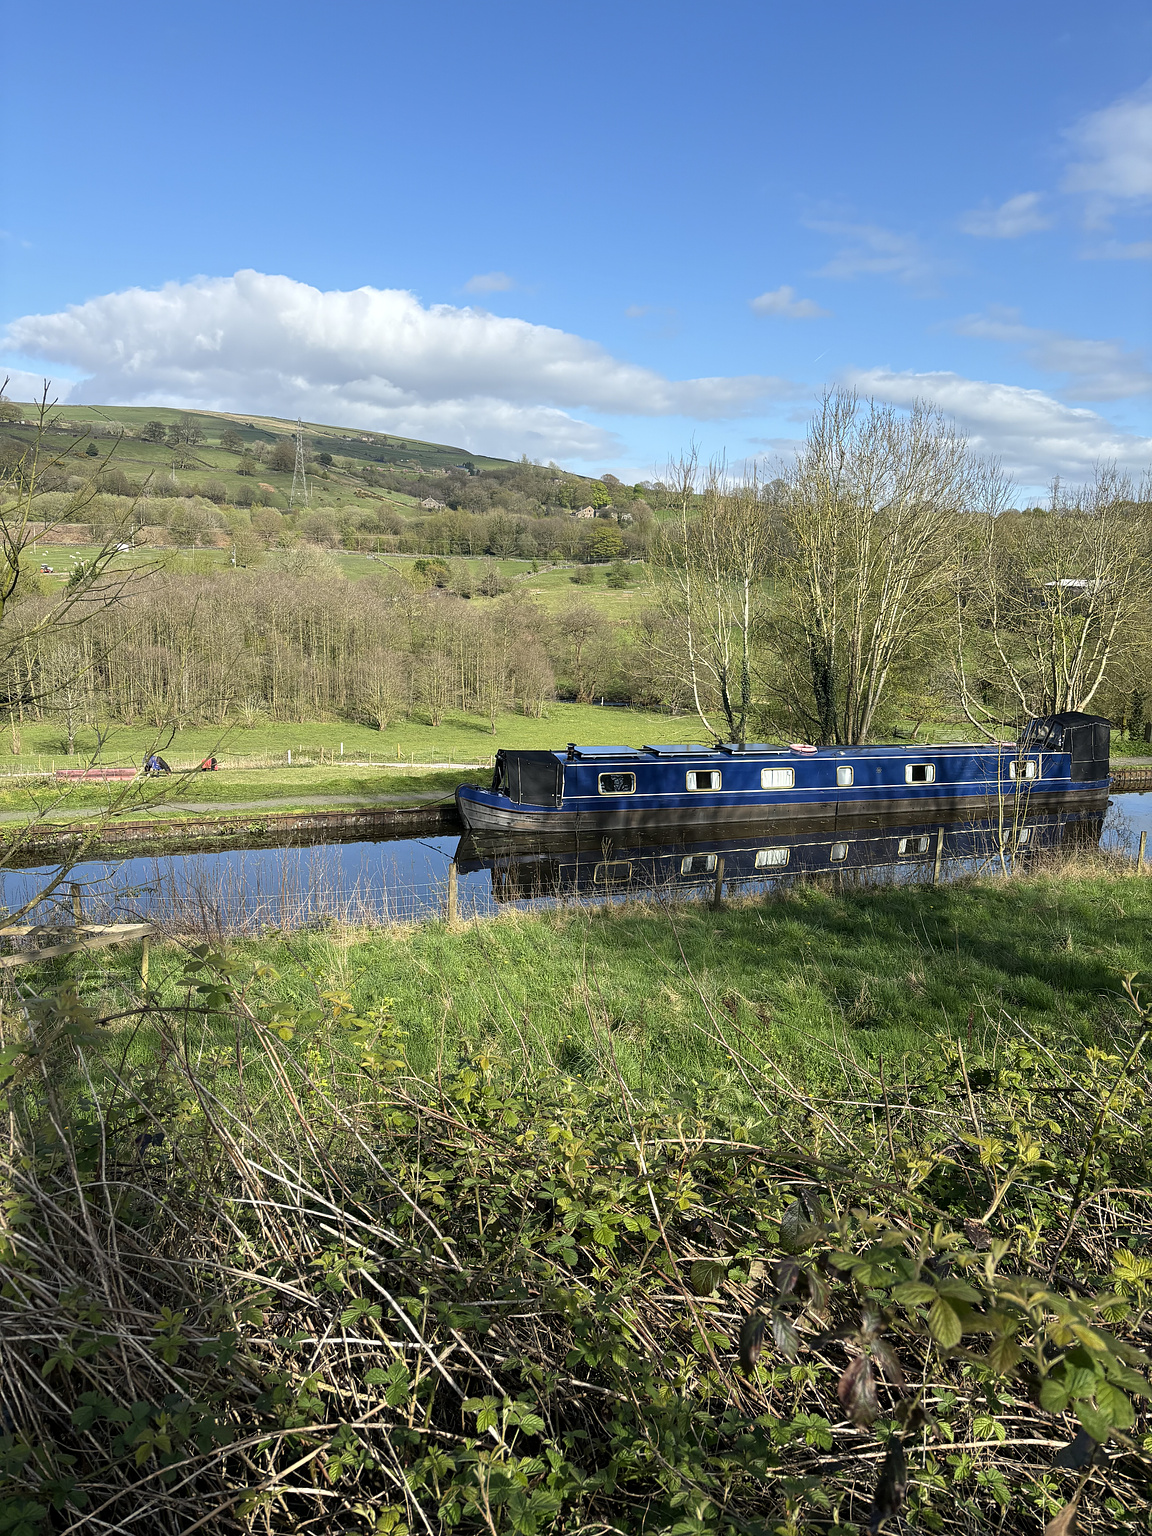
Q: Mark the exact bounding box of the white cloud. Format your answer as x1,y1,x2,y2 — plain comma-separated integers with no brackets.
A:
1082,239,1152,261
3,271,793,462
750,285,831,319
844,366,1152,484
959,192,1052,239
464,270,514,293
954,308,1152,401
0,369,78,406
1063,78,1152,206
808,220,935,285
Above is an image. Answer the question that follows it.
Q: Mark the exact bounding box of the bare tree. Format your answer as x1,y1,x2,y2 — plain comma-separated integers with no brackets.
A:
0,384,182,918
954,463,1151,731
769,391,972,745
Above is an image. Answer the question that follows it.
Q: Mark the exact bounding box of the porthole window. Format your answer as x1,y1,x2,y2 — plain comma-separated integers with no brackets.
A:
836,765,854,787
905,763,935,784
760,766,795,789
1009,760,1037,780
680,853,717,875
830,840,849,861
686,769,721,791
593,860,633,884
898,835,931,856
755,847,789,868
598,772,635,795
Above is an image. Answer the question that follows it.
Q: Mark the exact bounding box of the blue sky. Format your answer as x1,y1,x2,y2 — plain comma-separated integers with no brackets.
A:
2,0,1150,495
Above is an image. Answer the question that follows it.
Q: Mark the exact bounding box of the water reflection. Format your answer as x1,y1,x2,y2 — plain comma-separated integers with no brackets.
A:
456,803,1107,904
0,797,1115,934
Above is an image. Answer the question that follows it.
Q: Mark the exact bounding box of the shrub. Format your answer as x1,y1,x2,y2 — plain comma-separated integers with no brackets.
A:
0,954,1147,1533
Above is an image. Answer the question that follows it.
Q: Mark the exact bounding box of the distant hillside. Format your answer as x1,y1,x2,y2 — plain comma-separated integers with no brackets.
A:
1,401,513,475
0,400,652,564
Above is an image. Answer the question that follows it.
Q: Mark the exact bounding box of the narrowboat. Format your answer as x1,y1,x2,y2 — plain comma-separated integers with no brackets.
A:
455,802,1105,903
454,711,1111,833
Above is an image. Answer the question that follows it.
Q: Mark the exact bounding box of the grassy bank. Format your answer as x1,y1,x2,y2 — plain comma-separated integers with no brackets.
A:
90,861,1152,1094
2,862,1150,1533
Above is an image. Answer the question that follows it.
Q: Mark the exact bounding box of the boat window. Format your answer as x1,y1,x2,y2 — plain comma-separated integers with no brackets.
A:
593,860,633,884
836,765,854,787
680,853,717,875
830,840,849,861
1009,759,1038,780
686,769,721,791
905,763,935,784
898,835,931,856
598,772,635,795
755,847,789,868
760,766,795,789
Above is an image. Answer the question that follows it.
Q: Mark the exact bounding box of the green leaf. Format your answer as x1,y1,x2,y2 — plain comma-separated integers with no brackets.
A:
893,1281,938,1306
1039,1377,1070,1414
927,1297,963,1349
1094,1380,1134,1430
985,1335,1022,1375
690,1260,726,1296
935,1277,981,1304
1073,1398,1111,1444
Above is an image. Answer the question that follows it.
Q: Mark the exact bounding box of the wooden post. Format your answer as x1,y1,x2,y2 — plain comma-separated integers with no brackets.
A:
932,826,945,886
712,856,725,910
140,935,150,989
70,883,83,924
1138,829,1147,873
446,861,459,926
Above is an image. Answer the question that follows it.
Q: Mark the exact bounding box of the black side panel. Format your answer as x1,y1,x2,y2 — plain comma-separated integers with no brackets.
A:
1022,712,1111,779
505,751,562,806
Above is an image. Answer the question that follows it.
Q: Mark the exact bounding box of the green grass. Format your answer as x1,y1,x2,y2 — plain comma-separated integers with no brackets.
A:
0,703,708,813
0,765,472,819
90,863,1152,1098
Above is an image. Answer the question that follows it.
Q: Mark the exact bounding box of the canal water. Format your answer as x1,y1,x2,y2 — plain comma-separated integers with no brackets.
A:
1,795,1145,935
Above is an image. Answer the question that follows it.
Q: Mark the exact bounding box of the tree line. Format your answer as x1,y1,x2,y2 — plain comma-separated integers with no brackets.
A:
654,392,1152,746
3,387,1152,757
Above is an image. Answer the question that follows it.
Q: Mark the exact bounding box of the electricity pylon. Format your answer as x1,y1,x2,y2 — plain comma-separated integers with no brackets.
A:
289,418,309,509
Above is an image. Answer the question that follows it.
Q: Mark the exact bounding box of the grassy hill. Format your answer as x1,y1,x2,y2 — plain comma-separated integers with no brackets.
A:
0,400,514,514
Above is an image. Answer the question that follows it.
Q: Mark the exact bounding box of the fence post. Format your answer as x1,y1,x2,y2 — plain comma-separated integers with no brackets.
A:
446,861,459,926
70,884,83,924
140,935,150,989
1139,829,1147,874
932,826,945,886
712,856,725,910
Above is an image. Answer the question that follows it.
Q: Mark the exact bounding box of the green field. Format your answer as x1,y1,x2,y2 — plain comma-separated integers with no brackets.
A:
0,703,708,819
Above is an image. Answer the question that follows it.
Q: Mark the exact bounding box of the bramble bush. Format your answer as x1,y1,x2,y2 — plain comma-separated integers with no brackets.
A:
0,948,1149,1533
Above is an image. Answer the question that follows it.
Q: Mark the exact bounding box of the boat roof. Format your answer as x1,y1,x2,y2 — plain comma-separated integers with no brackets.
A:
553,741,1010,761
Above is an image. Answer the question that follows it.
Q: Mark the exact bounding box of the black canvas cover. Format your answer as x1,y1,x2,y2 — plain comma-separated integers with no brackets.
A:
491,751,564,806
1021,712,1110,779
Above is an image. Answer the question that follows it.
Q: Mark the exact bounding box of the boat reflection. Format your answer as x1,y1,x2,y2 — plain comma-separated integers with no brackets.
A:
455,802,1106,903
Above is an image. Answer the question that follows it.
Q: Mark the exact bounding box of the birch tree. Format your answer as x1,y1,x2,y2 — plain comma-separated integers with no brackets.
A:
954,463,1151,730
651,455,768,745
769,391,972,745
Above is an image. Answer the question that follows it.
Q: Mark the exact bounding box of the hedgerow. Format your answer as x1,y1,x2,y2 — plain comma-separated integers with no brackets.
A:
0,948,1149,1533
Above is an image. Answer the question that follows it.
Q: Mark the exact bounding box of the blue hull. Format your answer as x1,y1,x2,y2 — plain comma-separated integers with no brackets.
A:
456,723,1111,834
